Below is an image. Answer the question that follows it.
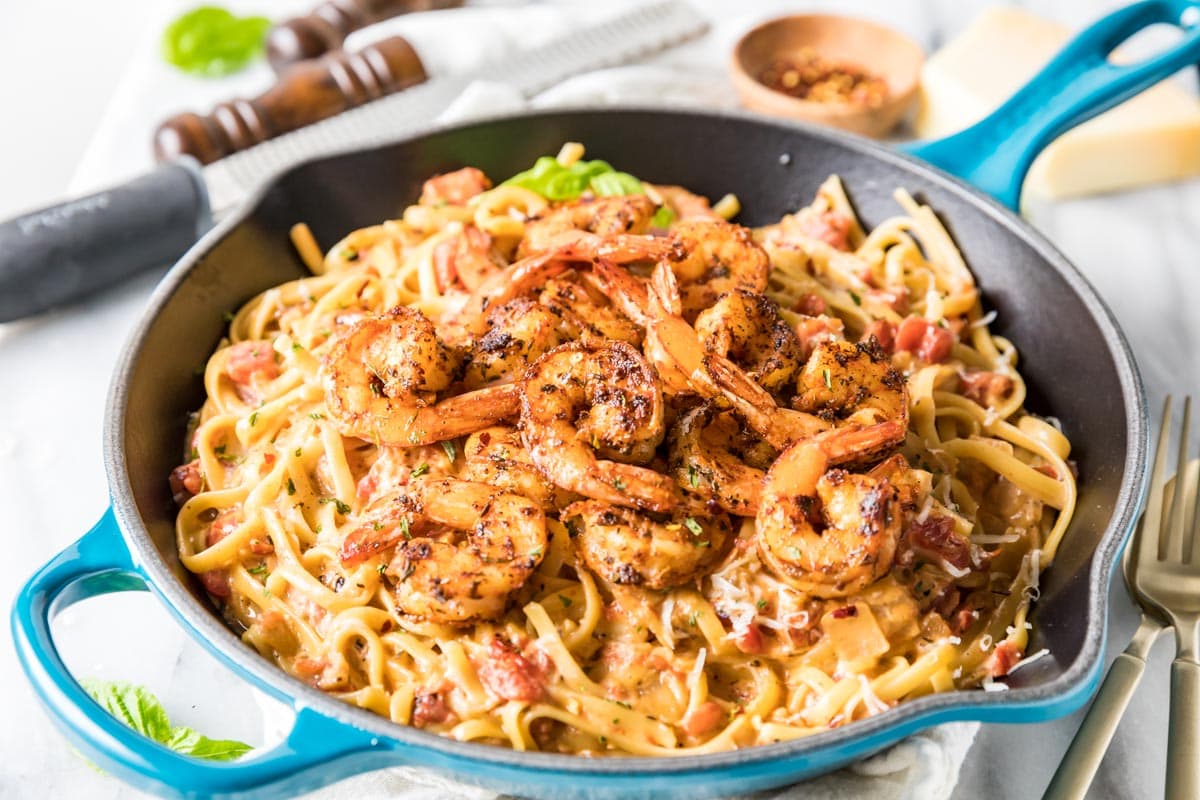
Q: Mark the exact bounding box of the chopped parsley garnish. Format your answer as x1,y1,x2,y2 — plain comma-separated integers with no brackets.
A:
248,411,258,427
319,497,352,515
559,595,573,608
612,477,626,491
688,612,699,627
442,441,457,462
756,599,768,611
377,563,387,576
309,412,324,420
683,517,703,536
248,562,269,577
688,464,700,489
398,517,411,539
411,463,430,478
285,478,296,496
530,546,543,558
849,290,862,306
221,310,235,323
822,368,832,390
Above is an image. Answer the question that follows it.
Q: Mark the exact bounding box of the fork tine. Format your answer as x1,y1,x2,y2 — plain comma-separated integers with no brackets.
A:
1164,396,1192,563
1185,456,1200,564
1141,396,1173,567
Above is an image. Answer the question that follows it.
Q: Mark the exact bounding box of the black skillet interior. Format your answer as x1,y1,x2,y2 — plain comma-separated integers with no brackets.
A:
113,109,1139,729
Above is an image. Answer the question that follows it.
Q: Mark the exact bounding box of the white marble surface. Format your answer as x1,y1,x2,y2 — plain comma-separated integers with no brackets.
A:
1,1,1198,798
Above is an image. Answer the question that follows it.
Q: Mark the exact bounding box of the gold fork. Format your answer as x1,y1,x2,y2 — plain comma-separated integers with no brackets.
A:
1043,396,1200,799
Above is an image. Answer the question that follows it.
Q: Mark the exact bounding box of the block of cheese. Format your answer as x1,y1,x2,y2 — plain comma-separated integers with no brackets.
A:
915,6,1200,199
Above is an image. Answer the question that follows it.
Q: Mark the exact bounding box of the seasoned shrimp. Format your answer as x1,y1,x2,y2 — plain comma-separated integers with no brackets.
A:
462,426,578,511
669,406,774,516
324,307,519,446
793,339,907,426
519,195,658,257
757,424,907,597
520,341,681,513
420,167,492,206
538,276,642,347
647,184,721,222
666,220,770,318
343,478,546,624
433,224,503,292
694,290,803,397
605,260,831,449
565,500,732,590
462,299,566,389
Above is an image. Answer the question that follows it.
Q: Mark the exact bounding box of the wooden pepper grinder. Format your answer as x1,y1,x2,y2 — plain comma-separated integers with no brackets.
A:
266,0,462,73
153,36,426,166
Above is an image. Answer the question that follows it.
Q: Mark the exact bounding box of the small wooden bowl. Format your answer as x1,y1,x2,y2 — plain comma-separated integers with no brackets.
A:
730,14,924,138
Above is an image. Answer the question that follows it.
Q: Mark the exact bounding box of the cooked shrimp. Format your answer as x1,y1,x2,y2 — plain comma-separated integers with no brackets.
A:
647,184,721,222
462,426,578,511
462,299,566,389
757,424,907,597
565,500,732,590
694,289,803,397
669,406,774,516
324,307,519,446
433,224,503,292
519,341,681,513
793,339,907,426
363,479,546,624
538,276,642,346
519,195,658,257
666,220,770,318
420,167,492,206
597,260,831,448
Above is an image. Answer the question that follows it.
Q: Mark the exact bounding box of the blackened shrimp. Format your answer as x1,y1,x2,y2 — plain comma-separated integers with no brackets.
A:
462,426,579,511
462,299,566,390
669,406,775,516
793,339,908,427
756,424,907,598
565,500,732,590
519,195,660,257
323,307,519,446
666,220,770,318
519,341,680,512
694,289,803,397
345,478,546,624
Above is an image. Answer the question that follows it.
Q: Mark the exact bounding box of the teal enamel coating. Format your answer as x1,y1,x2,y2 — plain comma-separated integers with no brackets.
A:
903,0,1200,210
10,1,1191,796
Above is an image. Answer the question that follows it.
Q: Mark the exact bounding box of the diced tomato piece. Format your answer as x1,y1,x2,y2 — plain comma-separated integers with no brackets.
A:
169,459,203,505
681,701,725,737
732,624,763,654
205,509,240,547
476,639,545,702
420,167,491,206
987,640,1023,677
1034,463,1059,479
894,316,954,363
199,569,230,598
960,370,1015,408
412,692,452,727
866,287,909,314
225,341,279,384
799,210,852,250
793,292,826,316
860,320,896,354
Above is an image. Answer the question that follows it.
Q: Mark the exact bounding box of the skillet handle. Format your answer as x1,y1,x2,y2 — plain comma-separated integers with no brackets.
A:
10,508,394,799
902,0,1200,211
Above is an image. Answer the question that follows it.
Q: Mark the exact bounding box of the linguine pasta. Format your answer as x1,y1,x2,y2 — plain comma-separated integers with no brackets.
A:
171,145,1075,754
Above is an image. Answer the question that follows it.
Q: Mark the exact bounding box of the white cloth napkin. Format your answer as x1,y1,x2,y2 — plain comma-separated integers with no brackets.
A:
68,2,977,798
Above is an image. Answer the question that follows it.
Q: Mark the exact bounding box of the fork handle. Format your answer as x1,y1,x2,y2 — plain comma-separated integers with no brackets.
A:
1042,616,1161,800
1167,658,1200,800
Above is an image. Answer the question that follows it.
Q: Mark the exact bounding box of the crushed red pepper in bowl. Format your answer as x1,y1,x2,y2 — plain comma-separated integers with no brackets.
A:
757,47,889,108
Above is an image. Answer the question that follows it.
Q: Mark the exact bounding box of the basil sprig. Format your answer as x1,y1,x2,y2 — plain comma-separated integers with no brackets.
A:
163,6,271,77
501,156,676,227
82,679,253,761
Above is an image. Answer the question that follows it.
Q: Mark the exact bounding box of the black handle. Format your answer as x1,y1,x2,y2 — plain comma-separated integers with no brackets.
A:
0,160,212,322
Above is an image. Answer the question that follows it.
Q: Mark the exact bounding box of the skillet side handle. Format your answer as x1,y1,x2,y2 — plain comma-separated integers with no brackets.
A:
10,508,395,800
901,0,1200,211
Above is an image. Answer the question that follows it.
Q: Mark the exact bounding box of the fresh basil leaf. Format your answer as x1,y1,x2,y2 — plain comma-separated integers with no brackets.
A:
81,679,172,744
651,206,677,229
81,679,252,762
166,727,254,761
543,170,591,201
163,6,271,77
590,171,643,197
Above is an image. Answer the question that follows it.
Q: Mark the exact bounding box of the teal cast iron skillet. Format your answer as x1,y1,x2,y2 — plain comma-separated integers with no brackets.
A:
18,1,1200,796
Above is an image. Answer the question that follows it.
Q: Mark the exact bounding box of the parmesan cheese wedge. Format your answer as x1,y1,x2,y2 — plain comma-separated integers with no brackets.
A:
915,6,1200,199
